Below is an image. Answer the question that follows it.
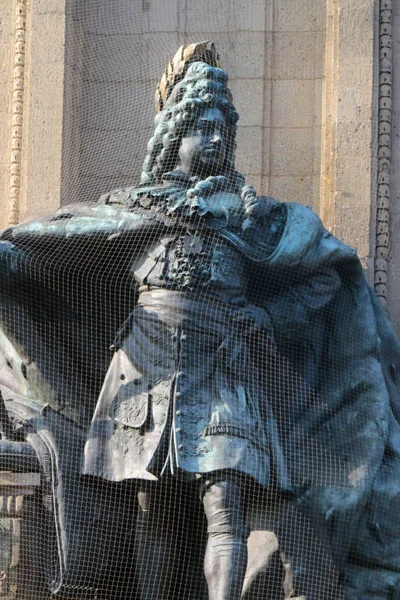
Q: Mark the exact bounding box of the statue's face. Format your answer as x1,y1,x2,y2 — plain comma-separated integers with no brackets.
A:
177,107,230,177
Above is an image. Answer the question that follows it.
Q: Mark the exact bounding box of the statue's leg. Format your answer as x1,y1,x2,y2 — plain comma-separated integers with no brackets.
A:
201,475,250,600
133,481,180,600
133,478,207,600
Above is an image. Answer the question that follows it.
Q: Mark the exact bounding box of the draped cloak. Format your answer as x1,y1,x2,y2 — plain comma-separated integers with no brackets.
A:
0,190,399,598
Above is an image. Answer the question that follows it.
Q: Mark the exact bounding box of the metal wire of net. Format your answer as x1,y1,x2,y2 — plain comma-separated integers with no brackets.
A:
0,2,399,600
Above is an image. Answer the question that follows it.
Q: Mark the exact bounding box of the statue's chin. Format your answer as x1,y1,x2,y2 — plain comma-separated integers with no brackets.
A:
191,153,226,176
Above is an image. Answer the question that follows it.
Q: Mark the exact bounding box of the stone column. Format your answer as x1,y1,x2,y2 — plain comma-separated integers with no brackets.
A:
387,0,400,332
319,0,378,279
20,0,66,223
0,0,66,229
0,1,23,230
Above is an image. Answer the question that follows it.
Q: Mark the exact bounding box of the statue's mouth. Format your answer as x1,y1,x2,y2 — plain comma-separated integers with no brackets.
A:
203,147,222,158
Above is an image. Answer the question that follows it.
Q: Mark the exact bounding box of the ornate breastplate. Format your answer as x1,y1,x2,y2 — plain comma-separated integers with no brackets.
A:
134,231,247,294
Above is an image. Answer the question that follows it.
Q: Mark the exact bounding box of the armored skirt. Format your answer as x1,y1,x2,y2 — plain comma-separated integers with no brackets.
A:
83,289,272,486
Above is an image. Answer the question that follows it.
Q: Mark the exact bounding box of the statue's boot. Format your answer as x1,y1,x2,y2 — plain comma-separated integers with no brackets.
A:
202,477,250,600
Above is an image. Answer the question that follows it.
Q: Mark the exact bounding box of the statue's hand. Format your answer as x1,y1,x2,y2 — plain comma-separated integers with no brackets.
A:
185,176,243,219
186,186,243,220
241,186,279,239
242,186,276,220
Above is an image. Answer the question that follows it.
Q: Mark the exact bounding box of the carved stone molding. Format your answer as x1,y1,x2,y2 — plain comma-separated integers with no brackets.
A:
375,0,393,307
8,1,27,226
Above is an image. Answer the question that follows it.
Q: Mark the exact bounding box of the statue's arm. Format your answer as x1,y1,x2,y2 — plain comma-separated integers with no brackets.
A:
0,203,147,242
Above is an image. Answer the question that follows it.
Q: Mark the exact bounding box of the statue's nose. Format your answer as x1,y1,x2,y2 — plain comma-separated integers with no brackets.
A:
211,131,223,144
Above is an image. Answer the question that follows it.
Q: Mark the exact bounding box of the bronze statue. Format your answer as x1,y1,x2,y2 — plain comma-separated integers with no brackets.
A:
84,48,288,600
1,42,400,600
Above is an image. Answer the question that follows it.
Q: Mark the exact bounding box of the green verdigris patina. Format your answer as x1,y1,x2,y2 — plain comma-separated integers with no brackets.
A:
0,43,399,600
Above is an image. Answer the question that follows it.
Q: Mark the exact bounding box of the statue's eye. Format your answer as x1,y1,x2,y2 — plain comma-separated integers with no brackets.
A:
197,122,227,138
198,123,214,134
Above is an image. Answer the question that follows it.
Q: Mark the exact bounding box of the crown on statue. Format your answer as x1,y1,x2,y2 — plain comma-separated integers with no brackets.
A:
155,41,222,113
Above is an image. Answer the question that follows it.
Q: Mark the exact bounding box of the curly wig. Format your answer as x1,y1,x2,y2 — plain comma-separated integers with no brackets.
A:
140,62,240,186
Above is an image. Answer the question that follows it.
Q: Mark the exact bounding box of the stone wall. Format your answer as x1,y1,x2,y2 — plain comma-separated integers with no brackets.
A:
59,0,326,209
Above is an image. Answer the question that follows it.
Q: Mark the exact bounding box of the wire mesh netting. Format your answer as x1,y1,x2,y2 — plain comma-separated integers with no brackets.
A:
0,2,400,600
